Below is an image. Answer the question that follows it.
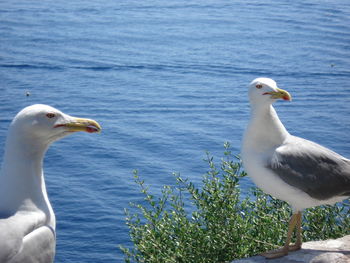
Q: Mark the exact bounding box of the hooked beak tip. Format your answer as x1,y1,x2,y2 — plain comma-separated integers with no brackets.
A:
55,118,102,133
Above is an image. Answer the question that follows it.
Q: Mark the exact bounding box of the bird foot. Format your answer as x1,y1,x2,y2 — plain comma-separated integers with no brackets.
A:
261,243,301,259
260,248,288,259
288,242,302,252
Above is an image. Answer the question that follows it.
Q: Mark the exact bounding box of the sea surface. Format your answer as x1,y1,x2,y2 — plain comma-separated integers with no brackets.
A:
1,0,350,262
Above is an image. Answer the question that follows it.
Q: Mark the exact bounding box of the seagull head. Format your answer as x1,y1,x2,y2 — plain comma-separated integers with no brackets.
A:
248,78,292,106
9,104,101,147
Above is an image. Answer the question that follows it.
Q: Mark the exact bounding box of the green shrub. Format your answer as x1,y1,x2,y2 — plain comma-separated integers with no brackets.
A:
120,143,350,263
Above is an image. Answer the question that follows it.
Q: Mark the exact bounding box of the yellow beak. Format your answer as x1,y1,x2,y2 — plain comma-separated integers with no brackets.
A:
264,88,292,101
55,118,102,133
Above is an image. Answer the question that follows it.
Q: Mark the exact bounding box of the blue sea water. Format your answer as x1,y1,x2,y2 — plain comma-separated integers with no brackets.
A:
0,0,350,262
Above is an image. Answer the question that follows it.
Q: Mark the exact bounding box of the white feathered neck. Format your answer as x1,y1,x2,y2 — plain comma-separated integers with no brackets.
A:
0,120,55,229
243,103,290,154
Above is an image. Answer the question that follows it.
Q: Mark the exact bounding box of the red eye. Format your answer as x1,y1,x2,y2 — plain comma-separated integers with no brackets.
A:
46,113,56,119
256,84,263,89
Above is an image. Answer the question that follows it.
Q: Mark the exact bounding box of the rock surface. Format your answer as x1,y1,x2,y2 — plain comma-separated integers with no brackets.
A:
233,235,350,263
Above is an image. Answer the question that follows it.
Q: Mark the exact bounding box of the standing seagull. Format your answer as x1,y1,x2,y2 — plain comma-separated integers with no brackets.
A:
0,104,101,263
242,78,350,259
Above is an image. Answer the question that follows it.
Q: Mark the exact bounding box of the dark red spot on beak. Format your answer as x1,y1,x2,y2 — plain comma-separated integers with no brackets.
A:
86,126,99,133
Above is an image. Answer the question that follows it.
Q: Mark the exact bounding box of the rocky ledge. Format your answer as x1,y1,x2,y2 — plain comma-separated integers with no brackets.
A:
233,235,350,263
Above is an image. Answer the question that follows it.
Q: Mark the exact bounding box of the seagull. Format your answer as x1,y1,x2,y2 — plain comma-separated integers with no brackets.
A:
0,104,101,263
242,78,350,259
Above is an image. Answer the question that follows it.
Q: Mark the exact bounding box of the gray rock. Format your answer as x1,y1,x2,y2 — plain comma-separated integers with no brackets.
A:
233,235,350,263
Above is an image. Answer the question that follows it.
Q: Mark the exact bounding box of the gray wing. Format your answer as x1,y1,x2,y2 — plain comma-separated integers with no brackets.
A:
267,136,350,200
0,215,55,263
11,226,55,263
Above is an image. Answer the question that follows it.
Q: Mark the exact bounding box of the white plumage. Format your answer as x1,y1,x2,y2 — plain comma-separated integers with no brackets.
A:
0,104,101,263
242,78,350,258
